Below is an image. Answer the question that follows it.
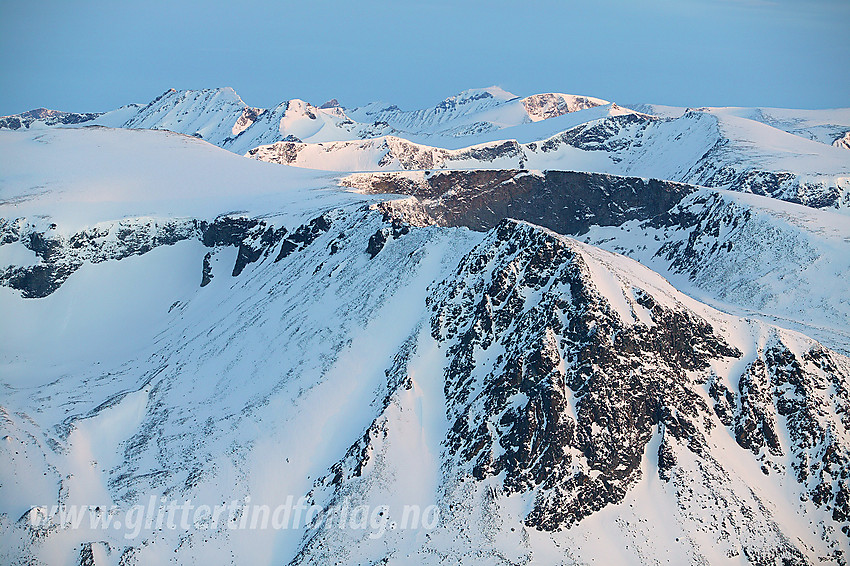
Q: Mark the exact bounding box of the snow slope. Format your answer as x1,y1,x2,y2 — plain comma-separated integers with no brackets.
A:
584,189,850,354
0,127,347,232
121,87,257,146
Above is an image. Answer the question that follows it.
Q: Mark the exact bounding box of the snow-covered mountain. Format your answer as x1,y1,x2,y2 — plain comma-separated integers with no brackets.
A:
256,110,850,209
35,86,607,153
628,103,850,148
5,86,848,209
1,123,849,565
343,87,609,140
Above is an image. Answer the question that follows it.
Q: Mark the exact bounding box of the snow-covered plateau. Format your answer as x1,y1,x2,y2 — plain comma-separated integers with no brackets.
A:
1,89,849,565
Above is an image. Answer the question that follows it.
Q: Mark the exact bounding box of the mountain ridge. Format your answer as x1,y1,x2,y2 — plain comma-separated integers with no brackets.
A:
1,96,849,565
3,86,848,211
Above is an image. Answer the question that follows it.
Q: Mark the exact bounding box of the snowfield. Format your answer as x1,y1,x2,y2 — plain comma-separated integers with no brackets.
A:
0,127,349,232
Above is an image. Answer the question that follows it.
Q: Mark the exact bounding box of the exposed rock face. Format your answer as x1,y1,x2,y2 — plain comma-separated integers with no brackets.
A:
0,214,326,297
274,214,332,262
247,140,305,164
430,220,741,528
232,106,264,137
522,93,606,121
540,112,656,152
0,108,102,130
0,217,199,298
345,169,694,234
533,113,848,209
686,161,846,209
200,252,214,287
365,229,387,259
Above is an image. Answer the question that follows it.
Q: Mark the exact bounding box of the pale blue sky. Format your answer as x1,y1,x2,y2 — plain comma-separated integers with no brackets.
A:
0,0,847,115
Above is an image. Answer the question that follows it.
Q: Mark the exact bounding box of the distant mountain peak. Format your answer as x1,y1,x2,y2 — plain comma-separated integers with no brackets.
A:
448,86,519,104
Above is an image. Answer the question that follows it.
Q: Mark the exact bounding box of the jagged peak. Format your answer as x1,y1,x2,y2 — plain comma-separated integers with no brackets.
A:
522,92,609,104
519,92,611,121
